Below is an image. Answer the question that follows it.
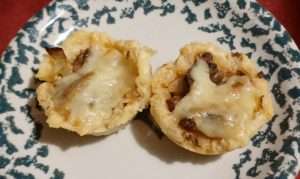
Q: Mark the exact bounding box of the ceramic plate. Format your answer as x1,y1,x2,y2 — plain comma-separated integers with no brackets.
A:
1,0,300,178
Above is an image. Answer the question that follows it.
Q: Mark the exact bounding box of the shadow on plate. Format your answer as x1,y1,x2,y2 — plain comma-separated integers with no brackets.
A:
131,110,220,165
26,76,105,151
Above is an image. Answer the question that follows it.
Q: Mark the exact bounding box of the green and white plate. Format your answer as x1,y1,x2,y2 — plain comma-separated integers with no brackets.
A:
1,0,300,178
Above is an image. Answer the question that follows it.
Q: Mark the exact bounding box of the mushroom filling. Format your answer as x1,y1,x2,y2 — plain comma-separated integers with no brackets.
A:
45,47,72,78
172,52,264,141
72,49,90,72
201,52,225,85
166,74,191,112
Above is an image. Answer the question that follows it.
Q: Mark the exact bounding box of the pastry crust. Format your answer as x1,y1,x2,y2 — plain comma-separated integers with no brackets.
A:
36,31,154,136
150,42,273,155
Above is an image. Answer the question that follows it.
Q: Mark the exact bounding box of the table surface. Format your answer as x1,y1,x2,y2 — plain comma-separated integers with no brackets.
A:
0,0,299,178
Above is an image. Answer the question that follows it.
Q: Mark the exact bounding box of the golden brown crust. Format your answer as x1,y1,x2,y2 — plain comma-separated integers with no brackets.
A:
150,42,273,155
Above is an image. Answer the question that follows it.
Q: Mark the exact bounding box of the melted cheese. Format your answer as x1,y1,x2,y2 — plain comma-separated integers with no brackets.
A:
174,60,260,141
53,47,137,127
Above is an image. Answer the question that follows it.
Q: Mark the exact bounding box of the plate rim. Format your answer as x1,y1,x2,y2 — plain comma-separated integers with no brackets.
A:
0,0,299,178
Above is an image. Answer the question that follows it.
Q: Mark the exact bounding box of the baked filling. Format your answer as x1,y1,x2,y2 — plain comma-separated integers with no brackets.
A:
52,47,137,127
36,31,153,136
172,55,264,142
151,43,273,154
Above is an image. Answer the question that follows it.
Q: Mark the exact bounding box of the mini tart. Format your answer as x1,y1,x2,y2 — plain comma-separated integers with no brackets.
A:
36,31,154,136
150,43,273,155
